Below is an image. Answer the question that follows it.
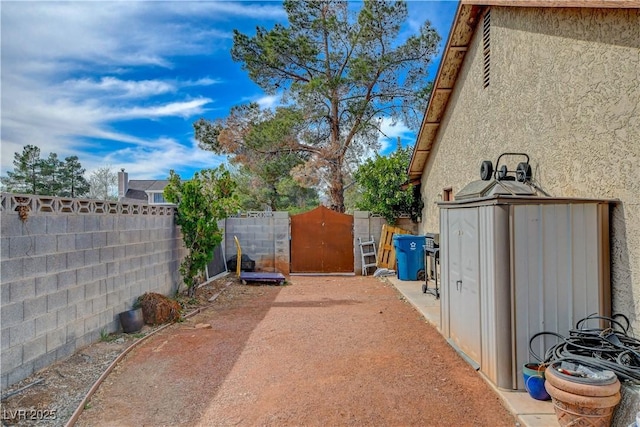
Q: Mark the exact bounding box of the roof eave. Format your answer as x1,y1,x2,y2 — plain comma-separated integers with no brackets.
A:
408,3,484,180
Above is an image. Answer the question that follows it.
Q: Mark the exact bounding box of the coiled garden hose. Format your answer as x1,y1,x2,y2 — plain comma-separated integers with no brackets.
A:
529,313,640,383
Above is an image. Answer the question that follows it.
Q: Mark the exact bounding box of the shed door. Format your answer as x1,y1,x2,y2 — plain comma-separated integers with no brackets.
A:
290,206,354,273
448,208,481,365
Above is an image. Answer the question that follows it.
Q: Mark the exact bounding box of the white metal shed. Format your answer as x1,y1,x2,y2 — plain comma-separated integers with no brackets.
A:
439,193,614,390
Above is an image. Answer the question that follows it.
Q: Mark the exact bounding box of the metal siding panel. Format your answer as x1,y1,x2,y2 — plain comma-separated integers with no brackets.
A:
458,208,481,364
571,204,601,323
571,204,588,319
447,209,464,347
513,205,536,371
542,205,568,365
512,202,608,390
512,204,557,389
583,205,600,316
479,206,493,381
512,205,528,387
493,205,512,389
549,204,569,336
323,212,354,272
290,208,325,272
513,204,547,389
542,205,557,336
511,206,523,372
537,206,570,382
479,205,513,389
597,204,612,319
440,208,450,337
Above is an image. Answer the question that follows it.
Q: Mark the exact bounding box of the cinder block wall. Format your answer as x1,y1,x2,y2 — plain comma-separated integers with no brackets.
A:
0,194,186,389
225,211,415,276
1,202,420,389
223,212,290,274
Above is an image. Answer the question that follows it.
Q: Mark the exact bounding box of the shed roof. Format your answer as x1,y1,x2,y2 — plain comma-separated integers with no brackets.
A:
408,0,640,180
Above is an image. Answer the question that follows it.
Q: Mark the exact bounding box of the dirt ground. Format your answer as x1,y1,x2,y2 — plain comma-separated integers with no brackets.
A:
73,275,516,427
0,278,233,427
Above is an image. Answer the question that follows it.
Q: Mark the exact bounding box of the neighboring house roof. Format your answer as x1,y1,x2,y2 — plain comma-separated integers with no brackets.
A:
121,180,170,204
120,189,149,203
408,0,640,180
127,180,170,192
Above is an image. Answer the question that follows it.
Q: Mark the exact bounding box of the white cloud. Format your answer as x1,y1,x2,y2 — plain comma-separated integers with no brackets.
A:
256,95,280,109
88,137,228,180
145,1,287,20
62,77,176,99
1,2,283,73
0,1,447,181
106,99,213,120
377,117,413,153
185,78,221,87
60,76,220,100
0,1,280,178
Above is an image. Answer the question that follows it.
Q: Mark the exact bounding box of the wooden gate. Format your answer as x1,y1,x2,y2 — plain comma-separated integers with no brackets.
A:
290,206,354,273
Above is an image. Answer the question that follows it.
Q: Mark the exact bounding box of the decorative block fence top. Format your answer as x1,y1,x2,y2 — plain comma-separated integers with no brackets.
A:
0,193,177,216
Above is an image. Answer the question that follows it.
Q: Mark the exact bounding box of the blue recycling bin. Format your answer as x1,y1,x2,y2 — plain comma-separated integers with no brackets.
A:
393,235,426,280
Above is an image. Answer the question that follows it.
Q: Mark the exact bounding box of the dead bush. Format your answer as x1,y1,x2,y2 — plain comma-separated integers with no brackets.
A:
137,292,181,325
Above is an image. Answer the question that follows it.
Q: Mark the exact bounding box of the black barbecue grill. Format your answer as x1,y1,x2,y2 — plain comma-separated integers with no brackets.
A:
422,233,439,298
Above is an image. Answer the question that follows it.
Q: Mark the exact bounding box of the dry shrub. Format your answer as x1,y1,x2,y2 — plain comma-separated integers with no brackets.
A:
138,292,181,325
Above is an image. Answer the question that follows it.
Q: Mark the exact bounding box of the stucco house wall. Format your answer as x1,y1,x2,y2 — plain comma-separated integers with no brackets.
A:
419,7,639,329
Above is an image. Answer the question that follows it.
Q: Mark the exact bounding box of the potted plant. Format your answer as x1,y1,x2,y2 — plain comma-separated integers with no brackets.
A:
523,362,551,401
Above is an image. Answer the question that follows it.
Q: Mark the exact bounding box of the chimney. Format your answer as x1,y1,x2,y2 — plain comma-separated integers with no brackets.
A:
118,168,128,200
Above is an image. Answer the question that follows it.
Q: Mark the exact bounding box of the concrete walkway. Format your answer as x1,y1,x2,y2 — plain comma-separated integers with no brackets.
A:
384,276,559,427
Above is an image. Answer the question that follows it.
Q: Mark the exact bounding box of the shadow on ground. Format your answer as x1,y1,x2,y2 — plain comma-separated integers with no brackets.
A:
76,284,283,426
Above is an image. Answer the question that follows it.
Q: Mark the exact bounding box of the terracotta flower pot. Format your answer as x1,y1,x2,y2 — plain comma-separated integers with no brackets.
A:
545,364,620,397
544,363,621,427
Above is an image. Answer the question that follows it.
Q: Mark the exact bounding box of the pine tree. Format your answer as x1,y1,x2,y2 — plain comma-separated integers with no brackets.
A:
1,146,91,198
60,156,90,198
39,152,64,196
196,0,440,212
0,145,42,194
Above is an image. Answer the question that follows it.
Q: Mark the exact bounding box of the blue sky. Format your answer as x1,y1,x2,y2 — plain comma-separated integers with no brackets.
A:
1,1,458,181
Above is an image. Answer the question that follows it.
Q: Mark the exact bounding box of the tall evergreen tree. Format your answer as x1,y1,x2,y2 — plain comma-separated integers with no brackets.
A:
197,0,440,212
60,156,90,198
1,145,91,198
39,152,64,196
0,145,42,194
